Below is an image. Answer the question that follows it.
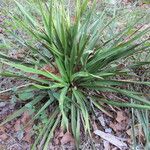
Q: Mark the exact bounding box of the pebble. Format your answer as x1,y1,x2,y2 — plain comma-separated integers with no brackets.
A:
0,102,6,107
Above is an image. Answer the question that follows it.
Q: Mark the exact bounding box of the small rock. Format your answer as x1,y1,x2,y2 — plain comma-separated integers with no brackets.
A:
0,102,6,107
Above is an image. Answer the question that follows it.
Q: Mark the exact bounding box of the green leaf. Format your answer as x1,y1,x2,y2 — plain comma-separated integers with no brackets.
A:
34,98,55,119
2,61,64,83
32,108,59,149
91,99,113,118
43,114,61,150
14,0,37,27
32,83,65,90
88,86,150,106
0,71,50,84
101,99,150,110
73,89,90,134
71,103,77,137
0,52,32,66
18,92,34,101
76,108,80,149
59,86,69,130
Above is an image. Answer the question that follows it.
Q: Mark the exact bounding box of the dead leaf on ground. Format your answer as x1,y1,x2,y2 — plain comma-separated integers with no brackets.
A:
0,94,10,100
0,126,5,133
94,130,127,149
22,133,32,143
56,129,64,138
56,129,64,143
110,111,129,133
53,129,64,145
21,111,31,124
14,120,21,131
24,125,32,134
116,111,128,123
110,122,127,132
61,131,75,145
0,133,8,141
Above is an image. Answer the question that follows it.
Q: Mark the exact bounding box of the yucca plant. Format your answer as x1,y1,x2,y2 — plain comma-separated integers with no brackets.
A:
131,109,150,149
0,0,150,149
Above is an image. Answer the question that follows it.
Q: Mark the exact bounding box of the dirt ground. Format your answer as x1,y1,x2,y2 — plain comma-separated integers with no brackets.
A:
0,0,150,150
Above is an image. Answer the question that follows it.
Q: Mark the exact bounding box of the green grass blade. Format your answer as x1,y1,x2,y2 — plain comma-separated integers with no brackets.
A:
14,0,37,27
59,86,69,130
2,61,63,83
73,89,90,134
101,99,150,110
43,114,61,150
32,108,59,149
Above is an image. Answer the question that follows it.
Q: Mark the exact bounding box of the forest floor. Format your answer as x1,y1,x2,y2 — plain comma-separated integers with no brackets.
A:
0,0,150,150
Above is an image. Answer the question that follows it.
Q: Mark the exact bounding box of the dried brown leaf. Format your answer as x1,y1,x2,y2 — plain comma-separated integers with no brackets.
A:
116,111,128,123
0,126,5,133
21,111,31,124
110,122,127,132
14,120,21,131
61,131,75,145
22,133,32,143
0,134,8,141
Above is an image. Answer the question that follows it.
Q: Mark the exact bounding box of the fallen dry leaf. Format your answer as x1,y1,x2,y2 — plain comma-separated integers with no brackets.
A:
94,130,127,149
21,111,31,124
22,133,32,143
24,125,32,133
110,122,127,132
56,129,64,138
0,134,8,141
0,126,5,133
22,112,33,140
14,120,21,131
53,129,64,145
0,94,10,100
61,131,75,145
116,111,127,123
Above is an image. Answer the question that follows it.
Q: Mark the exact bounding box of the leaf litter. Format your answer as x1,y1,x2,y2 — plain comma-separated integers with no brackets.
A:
0,0,150,149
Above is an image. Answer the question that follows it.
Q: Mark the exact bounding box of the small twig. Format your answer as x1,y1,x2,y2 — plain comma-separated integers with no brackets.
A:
0,83,33,94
